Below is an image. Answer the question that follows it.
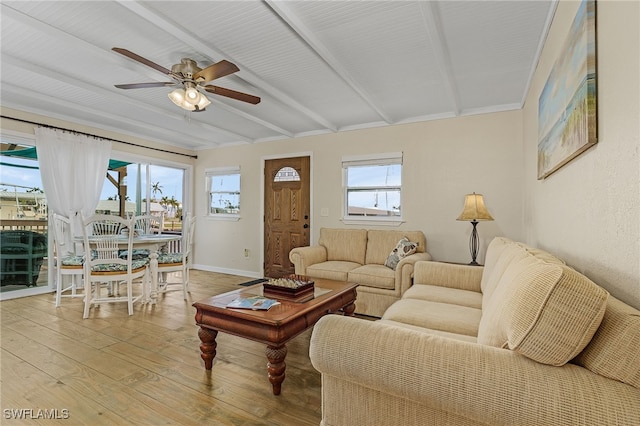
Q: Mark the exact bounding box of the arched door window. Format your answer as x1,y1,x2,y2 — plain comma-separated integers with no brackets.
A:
274,167,300,182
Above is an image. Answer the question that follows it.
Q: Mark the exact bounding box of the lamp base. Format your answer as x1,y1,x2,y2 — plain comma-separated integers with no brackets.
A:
468,220,479,265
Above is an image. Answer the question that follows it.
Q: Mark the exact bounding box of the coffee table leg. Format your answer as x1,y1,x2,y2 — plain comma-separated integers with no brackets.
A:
342,301,356,316
198,327,218,370
265,345,287,395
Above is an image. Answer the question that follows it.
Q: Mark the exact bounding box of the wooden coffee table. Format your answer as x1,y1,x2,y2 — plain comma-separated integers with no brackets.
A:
193,278,358,395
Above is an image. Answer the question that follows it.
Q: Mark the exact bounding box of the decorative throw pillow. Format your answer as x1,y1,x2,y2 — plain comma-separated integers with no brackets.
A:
573,296,640,389
505,264,608,366
384,237,418,270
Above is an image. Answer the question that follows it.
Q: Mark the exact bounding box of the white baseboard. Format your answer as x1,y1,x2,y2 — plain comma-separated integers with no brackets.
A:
192,264,262,279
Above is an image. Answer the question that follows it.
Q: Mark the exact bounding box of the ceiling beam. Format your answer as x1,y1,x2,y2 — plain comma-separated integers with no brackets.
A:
264,0,393,125
518,0,559,108
0,55,258,146
0,85,217,149
418,2,462,116
0,6,258,146
116,0,336,133
1,3,285,144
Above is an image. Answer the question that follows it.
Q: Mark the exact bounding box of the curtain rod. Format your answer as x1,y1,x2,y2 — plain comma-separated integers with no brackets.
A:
0,115,198,159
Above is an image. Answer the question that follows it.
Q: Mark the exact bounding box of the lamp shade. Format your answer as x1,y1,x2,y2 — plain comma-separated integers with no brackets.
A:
168,88,211,111
168,88,194,110
456,192,494,221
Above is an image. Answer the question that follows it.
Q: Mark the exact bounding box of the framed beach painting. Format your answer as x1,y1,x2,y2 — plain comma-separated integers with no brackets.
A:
538,0,597,179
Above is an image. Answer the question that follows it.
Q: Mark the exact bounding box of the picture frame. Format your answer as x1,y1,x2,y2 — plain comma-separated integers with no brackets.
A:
537,0,597,180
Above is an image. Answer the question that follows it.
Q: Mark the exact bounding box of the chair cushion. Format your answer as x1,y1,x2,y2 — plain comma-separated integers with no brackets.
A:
119,249,151,260
384,237,419,270
573,296,640,389
91,259,148,273
60,255,84,266
158,253,183,264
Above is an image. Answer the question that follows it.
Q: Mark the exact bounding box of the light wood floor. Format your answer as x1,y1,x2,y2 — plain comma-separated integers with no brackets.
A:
1,270,322,425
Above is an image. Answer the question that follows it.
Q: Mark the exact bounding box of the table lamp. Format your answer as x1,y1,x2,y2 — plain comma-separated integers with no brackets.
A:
457,192,494,265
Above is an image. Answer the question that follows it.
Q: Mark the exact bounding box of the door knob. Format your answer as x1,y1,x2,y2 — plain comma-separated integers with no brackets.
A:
303,224,309,228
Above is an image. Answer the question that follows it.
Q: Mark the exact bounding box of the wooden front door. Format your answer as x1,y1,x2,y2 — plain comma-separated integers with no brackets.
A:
264,156,310,278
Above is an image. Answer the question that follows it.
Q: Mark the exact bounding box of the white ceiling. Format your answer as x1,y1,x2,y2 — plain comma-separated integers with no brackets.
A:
1,1,556,151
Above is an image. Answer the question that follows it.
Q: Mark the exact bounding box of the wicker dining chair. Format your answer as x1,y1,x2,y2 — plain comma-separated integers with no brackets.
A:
81,214,148,318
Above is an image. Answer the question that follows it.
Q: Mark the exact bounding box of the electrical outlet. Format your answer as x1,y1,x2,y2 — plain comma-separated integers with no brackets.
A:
244,249,250,258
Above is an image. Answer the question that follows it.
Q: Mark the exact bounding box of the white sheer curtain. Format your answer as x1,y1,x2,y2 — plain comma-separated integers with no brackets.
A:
35,127,112,233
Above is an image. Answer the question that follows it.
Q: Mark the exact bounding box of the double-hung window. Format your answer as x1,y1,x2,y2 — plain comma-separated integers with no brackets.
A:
342,152,403,225
206,166,240,220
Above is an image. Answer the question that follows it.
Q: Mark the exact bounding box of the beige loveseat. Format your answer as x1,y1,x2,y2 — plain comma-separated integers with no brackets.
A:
289,228,431,317
310,237,640,425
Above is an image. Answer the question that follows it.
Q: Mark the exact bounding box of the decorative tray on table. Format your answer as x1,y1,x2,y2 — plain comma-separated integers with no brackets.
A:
263,275,315,301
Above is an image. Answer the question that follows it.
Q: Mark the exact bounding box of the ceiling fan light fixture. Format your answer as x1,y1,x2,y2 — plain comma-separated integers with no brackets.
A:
184,86,201,105
112,49,260,109
168,88,193,111
195,93,211,110
168,87,210,111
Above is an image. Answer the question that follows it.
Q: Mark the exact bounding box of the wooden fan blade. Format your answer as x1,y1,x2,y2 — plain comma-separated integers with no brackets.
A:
115,82,176,89
203,85,261,104
112,47,171,75
193,60,239,83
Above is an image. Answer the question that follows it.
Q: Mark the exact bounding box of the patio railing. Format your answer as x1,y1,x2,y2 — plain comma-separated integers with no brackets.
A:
0,219,48,233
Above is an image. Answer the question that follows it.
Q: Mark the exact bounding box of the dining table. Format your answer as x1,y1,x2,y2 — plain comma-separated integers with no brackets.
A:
78,233,181,303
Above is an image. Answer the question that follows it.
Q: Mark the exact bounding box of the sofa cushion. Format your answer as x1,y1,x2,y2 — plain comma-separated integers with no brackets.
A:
478,260,608,366
519,244,567,266
480,238,531,305
413,261,483,293
348,264,395,290
478,252,543,345
365,230,426,265
319,228,368,264
383,299,481,337
403,284,483,309
379,319,478,343
307,261,361,282
384,237,419,270
573,296,640,389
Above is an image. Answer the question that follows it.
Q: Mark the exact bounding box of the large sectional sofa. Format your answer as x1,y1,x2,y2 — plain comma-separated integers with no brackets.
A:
309,237,640,425
289,227,431,317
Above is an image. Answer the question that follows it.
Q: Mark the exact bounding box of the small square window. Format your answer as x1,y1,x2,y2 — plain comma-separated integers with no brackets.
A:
342,153,402,223
206,167,240,217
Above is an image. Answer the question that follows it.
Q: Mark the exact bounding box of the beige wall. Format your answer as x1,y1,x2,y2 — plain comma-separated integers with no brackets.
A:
522,1,640,309
193,111,524,277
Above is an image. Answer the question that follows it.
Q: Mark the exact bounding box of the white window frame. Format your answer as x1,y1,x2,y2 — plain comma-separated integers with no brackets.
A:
341,152,404,227
206,166,241,221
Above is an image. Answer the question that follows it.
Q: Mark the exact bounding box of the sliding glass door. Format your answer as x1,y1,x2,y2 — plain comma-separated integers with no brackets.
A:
0,135,50,299
99,162,186,231
0,130,191,300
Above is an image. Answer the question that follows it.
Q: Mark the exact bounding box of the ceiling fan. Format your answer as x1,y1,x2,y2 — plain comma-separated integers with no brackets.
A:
112,47,260,112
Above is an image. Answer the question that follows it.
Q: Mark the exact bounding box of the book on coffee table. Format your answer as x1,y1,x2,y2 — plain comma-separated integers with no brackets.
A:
226,295,280,310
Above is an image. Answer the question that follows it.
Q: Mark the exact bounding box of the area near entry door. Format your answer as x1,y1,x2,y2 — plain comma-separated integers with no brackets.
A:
264,156,310,278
